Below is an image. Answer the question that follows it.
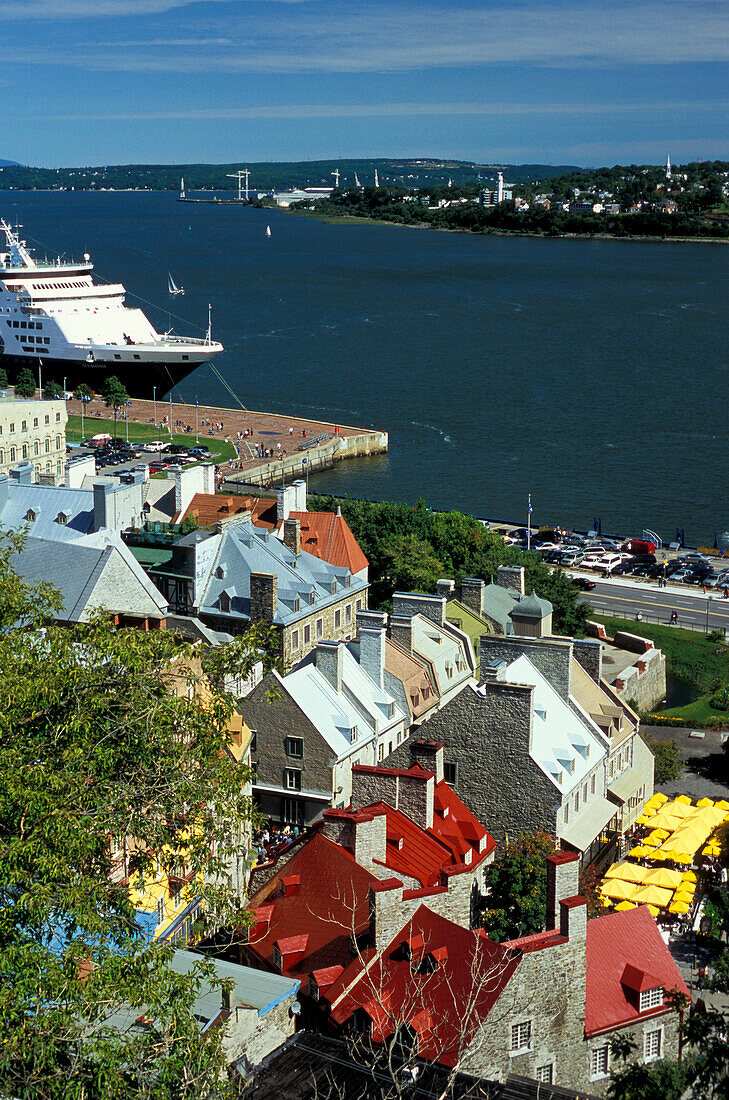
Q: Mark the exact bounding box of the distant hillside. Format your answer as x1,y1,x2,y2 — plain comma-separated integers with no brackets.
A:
0,158,581,192
0,160,20,167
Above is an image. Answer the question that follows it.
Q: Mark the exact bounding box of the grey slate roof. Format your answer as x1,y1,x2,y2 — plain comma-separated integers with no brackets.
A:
198,521,367,626
509,590,553,621
480,581,519,634
0,481,95,540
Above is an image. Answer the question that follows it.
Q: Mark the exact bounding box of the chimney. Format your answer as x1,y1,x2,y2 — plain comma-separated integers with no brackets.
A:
479,655,508,683
201,462,216,496
573,638,603,684
396,768,434,830
497,565,525,595
276,484,296,522
9,462,33,486
560,895,587,942
409,741,444,784
359,615,387,689
545,852,580,931
389,613,412,654
460,578,485,615
315,640,345,694
92,480,112,530
292,478,307,512
249,572,278,623
283,517,301,555
436,578,455,598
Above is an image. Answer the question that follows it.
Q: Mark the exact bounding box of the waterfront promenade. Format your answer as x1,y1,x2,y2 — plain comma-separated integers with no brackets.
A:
66,394,388,485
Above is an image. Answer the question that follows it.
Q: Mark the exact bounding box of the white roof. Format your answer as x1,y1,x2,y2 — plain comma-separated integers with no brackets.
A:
495,653,606,794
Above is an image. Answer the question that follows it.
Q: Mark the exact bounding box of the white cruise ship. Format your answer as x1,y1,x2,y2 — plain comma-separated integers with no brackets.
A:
0,219,223,396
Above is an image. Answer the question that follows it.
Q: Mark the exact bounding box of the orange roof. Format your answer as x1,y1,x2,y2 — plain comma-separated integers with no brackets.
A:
384,638,438,719
174,493,273,528
279,512,368,573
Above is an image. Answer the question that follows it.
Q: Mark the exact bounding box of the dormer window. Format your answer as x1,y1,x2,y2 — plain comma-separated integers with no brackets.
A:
215,565,225,580
349,725,358,744
535,707,546,720
309,590,316,606
640,987,664,1011
25,509,36,522
294,596,300,612
219,592,230,613
55,512,68,525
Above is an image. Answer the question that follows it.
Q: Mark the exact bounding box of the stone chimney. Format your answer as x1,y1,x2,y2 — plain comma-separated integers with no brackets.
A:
292,478,307,512
409,741,444,784
497,564,525,595
573,637,603,684
460,578,485,615
359,613,387,690
92,480,112,530
10,462,33,486
389,613,412,654
276,484,297,522
249,572,278,623
283,517,301,556
545,852,580,931
397,768,434,830
351,764,434,831
436,578,455,598
479,655,508,683
315,640,345,694
560,895,587,942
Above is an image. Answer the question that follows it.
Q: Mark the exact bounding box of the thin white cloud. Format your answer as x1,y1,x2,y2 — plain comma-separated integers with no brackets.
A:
0,0,309,18
8,1,729,70
45,100,729,122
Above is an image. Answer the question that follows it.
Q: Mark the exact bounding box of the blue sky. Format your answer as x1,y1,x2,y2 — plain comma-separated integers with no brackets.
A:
5,0,729,168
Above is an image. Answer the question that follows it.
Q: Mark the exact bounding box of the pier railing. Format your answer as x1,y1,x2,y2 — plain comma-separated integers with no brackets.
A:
224,430,388,493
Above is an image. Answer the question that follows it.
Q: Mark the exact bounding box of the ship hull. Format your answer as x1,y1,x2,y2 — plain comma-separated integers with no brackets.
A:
0,351,207,397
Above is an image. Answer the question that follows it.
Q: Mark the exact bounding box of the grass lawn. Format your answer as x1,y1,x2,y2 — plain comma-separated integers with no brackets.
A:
65,414,236,464
594,614,729,725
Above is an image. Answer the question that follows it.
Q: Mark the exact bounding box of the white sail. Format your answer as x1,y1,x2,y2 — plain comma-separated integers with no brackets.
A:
180,177,185,199
168,272,184,296
265,225,272,237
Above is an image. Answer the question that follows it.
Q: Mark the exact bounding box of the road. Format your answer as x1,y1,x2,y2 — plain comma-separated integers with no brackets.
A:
571,572,729,633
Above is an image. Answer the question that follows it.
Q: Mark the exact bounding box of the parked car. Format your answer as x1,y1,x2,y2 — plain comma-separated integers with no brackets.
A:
593,554,623,574
189,446,212,458
582,553,608,569
140,440,169,453
559,549,585,565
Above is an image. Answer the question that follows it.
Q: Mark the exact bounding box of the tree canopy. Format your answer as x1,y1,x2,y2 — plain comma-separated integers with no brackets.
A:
15,367,36,399
0,529,269,1099
308,494,589,633
102,375,129,438
480,831,559,942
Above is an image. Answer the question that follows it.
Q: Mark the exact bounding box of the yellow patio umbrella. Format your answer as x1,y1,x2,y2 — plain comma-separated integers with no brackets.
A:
715,799,729,812
647,904,660,918
629,845,652,859
603,863,646,884
615,901,637,911
682,870,698,883
631,884,673,908
666,850,694,864
655,792,668,803
697,797,715,808
673,890,695,904
635,814,653,827
669,901,691,915
601,879,638,901
675,880,696,893
703,844,721,858
642,834,662,847
676,795,693,805
643,867,683,889
652,828,671,841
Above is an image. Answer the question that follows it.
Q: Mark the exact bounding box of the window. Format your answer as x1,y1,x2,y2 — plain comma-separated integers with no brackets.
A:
574,792,579,812
282,798,305,825
56,435,62,449
44,415,49,425
44,437,50,453
591,773,596,795
55,412,61,422
356,599,363,611
250,732,257,753
564,802,569,824
286,737,303,758
22,444,28,459
591,1045,609,1079
156,896,166,926
316,617,323,639
536,1065,554,1084
444,762,458,785
33,417,38,428
640,987,664,1011
378,743,384,761
345,603,352,623
583,782,588,801
334,608,341,629
33,440,39,456
644,1028,662,1061
510,1021,531,1053
303,623,311,646
291,628,300,651
219,592,230,613
172,885,182,909
21,419,27,430
285,768,302,791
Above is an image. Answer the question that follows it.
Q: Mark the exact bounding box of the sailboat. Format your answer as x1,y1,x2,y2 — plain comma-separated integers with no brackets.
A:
265,225,272,238
168,272,185,296
180,177,186,200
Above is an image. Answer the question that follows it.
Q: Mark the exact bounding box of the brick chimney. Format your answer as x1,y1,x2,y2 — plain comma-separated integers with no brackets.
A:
249,572,278,623
283,517,301,555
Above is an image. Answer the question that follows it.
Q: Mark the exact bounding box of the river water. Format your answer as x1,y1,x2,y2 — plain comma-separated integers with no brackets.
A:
3,190,727,542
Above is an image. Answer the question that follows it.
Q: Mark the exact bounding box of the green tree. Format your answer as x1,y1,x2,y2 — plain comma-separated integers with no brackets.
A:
102,374,129,439
43,379,63,400
378,534,446,604
0,367,8,388
480,831,558,941
0,529,272,1099
645,735,683,784
14,367,36,398
74,383,93,401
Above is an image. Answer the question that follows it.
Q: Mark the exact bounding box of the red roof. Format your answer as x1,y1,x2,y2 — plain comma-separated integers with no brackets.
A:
246,834,379,980
585,905,691,1036
280,511,369,574
325,906,520,1066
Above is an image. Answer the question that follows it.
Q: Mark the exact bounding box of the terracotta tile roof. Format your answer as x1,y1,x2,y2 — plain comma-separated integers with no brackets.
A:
325,905,520,1066
246,834,379,980
281,512,368,573
175,493,271,528
585,905,690,1036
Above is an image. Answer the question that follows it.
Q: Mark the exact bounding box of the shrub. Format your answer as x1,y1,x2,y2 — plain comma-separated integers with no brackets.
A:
645,735,683,784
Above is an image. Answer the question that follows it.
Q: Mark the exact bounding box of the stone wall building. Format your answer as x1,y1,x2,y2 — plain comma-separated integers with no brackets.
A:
0,391,67,481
